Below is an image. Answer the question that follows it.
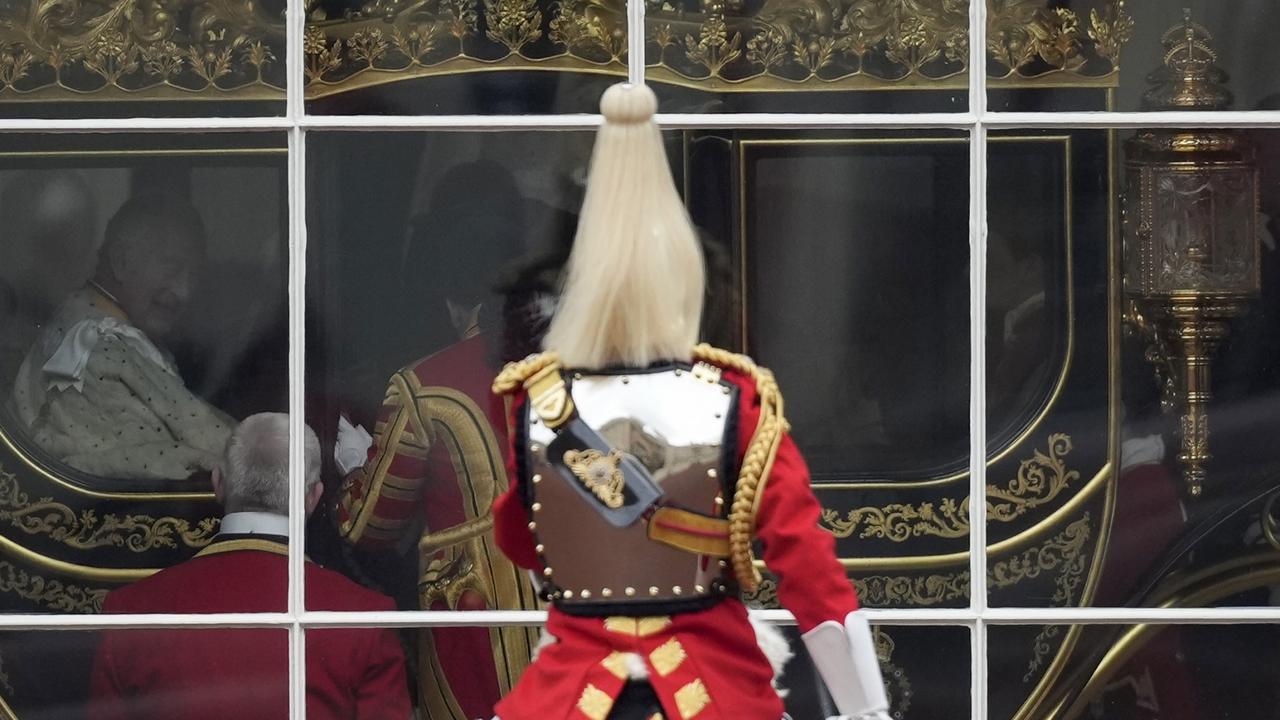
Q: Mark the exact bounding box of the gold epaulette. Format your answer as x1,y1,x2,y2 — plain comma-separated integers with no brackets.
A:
492,352,561,396
691,344,790,593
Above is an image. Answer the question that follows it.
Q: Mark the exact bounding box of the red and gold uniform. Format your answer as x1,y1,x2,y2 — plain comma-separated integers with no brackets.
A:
88,534,410,720
490,347,861,720
335,334,540,720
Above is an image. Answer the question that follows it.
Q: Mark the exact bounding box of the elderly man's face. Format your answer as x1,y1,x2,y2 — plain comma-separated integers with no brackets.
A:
112,233,205,339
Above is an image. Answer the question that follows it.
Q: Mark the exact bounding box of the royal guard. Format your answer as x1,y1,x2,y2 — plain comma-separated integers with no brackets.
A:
489,82,891,720
331,160,554,720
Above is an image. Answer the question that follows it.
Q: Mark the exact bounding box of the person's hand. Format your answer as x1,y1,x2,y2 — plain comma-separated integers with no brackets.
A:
334,415,372,476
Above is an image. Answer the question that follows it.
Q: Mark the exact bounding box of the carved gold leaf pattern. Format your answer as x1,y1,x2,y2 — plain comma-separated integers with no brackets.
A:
0,0,285,98
0,0,1132,100
822,433,1080,542
0,466,218,553
0,560,106,613
746,512,1091,609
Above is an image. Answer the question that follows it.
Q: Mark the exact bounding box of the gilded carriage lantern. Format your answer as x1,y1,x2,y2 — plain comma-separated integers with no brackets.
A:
1123,12,1260,496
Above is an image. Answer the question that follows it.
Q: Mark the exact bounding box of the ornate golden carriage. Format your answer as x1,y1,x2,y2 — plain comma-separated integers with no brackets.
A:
1,0,1278,718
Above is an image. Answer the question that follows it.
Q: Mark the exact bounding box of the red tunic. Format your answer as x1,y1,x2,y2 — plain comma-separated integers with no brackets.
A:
493,364,859,720
335,334,539,720
88,540,411,720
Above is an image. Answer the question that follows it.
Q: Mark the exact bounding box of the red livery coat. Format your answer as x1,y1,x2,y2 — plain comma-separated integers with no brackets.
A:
335,334,539,720
88,539,411,720
493,362,859,720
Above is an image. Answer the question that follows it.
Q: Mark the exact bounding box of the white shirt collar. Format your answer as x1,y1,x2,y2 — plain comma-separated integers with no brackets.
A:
218,512,289,538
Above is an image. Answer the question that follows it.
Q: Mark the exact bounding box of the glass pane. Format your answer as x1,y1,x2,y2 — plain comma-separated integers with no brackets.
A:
988,127,1280,607
737,131,972,610
0,628,287,718
990,624,1280,720
647,0,969,113
771,624,969,720
990,1,1280,113
308,130,973,620
303,0,625,114
0,133,290,614
305,130,594,619
0,0,284,118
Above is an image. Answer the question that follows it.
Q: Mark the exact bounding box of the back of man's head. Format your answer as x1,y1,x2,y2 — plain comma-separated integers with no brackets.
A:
218,413,320,516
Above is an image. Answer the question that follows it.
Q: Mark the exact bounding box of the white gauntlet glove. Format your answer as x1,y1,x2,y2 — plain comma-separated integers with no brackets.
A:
334,415,373,476
802,610,891,720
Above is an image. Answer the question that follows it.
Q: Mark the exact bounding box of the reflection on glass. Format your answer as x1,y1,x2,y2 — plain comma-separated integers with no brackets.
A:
303,0,626,114
0,0,285,117
990,624,1280,720
0,139,287,484
766,624,968,720
986,127,1280,610
309,131,593,717
989,1,1280,113
739,135,969,479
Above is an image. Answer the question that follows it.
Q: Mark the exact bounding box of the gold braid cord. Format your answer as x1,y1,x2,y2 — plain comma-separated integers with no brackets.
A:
692,344,789,592
492,352,562,396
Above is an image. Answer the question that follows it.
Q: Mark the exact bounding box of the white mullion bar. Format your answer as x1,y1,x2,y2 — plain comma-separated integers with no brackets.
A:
969,0,988,715
15,605,1280,631
986,110,1280,128
286,0,307,713
298,112,977,131
5,110,1280,135
0,117,293,133
286,123,308,720
627,0,644,83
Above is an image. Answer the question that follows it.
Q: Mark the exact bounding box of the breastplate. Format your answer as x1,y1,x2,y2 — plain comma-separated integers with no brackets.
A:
524,363,739,614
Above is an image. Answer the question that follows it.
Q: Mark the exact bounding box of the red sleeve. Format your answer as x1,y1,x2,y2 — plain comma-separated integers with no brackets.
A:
493,393,540,570
726,370,859,633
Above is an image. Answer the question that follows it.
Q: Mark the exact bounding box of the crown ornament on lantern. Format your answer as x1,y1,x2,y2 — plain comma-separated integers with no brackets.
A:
1142,9,1232,110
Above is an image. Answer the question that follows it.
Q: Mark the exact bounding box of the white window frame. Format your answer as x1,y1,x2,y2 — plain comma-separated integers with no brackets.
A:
1,1,1279,718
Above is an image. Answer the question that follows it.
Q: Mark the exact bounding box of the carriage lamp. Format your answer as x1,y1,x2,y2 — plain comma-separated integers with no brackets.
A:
1123,12,1260,496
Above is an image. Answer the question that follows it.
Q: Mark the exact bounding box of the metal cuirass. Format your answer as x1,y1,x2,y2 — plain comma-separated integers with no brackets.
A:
524,363,739,614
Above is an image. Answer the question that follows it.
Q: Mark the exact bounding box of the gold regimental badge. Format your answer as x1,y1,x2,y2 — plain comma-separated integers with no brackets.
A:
563,449,626,509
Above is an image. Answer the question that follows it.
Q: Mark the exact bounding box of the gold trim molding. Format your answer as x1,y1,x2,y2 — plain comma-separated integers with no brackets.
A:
0,0,284,100
748,512,1091,608
0,465,218,553
0,559,106,613
822,433,1080,542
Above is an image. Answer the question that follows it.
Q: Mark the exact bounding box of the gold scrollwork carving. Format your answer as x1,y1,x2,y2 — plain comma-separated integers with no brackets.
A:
747,513,1091,609
301,0,1130,97
822,433,1079,541
0,560,106,613
0,466,218,553
0,0,284,98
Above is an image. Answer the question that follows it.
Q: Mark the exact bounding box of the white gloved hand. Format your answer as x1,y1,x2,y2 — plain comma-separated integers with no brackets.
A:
803,610,891,719
826,713,892,720
334,415,373,476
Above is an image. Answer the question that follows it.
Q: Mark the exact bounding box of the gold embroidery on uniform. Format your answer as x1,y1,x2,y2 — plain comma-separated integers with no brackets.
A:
675,678,711,719
649,638,687,676
603,616,671,637
577,683,613,720
563,449,626,509
637,617,673,637
601,651,631,679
